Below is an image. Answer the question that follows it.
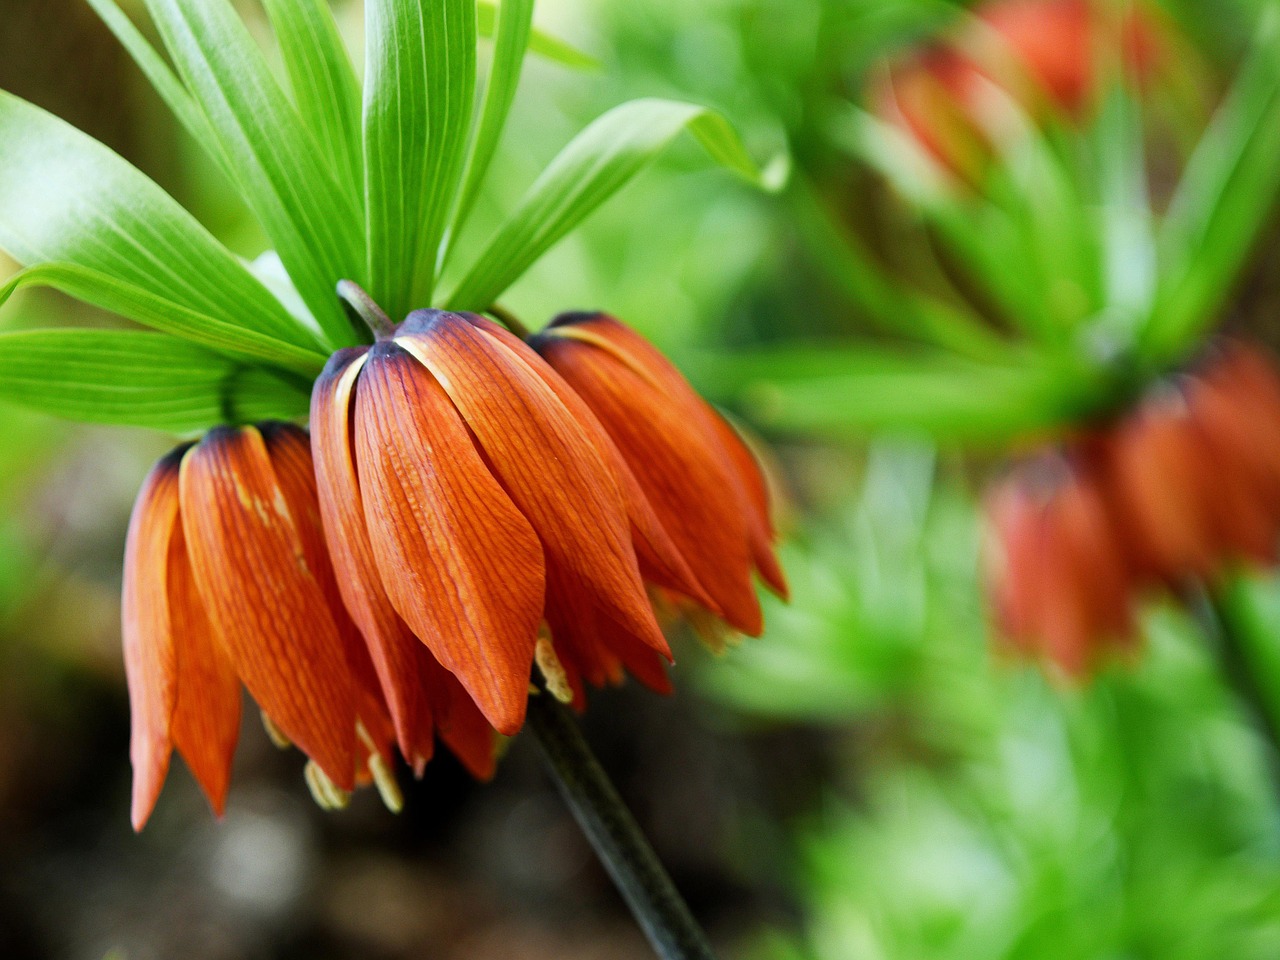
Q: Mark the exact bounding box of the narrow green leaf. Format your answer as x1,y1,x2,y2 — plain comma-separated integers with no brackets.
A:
144,0,364,345
794,180,1009,361
446,97,784,311
0,92,322,356
364,0,477,318
261,0,364,194
85,0,234,181
0,329,311,433
446,0,535,264
476,0,598,70
0,264,328,375
696,346,1097,443
1090,89,1155,342
1147,10,1280,362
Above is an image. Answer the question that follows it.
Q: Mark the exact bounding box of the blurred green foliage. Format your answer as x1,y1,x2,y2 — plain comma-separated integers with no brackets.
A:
711,445,1280,958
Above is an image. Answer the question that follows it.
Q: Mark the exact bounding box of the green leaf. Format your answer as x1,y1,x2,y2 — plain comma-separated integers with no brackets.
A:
1147,10,1280,363
696,346,1097,443
0,264,327,375
262,0,364,194
85,0,233,181
446,0,535,263
0,92,322,359
476,0,598,70
144,0,364,345
364,0,477,318
0,329,311,433
1090,89,1155,342
446,97,785,311
794,179,1009,361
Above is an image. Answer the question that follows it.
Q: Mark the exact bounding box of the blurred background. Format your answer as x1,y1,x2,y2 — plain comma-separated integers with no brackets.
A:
3,0,1280,957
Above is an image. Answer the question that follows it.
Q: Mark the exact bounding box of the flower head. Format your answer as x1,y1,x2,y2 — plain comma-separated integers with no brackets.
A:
530,313,788,635
124,422,404,830
983,341,1280,675
311,308,723,731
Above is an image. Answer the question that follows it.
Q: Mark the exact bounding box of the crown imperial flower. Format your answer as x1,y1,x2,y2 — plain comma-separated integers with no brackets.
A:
984,341,1280,675
310,308,728,734
123,422,403,829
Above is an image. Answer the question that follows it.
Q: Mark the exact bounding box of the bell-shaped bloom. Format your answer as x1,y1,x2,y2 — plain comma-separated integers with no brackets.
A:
123,422,412,830
984,456,1138,676
983,340,1280,675
311,310,714,735
530,313,787,639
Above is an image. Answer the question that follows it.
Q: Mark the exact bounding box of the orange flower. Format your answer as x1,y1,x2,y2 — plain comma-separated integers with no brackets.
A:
530,313,787,637
310,309,715,733
984,456,1138,676
984,340,1280,675
123,423,407,830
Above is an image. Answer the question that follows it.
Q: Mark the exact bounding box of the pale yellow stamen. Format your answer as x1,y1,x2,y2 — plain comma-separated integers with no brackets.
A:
260,711,292,750
356,721,404,814
535,630,574,704
304,761,351,811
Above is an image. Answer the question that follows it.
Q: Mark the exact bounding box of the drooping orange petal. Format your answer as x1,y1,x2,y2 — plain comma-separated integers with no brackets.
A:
478,315,717,614
703,410,788,599
311,348,438,772
1102,394,1217,583
354,341,543,736
434,666,499,781
982,478,1045,654
179,426,358,789
535,316,766,634
259,421,399,767
166,521,241,818
122,450,184,831
397,312,670,660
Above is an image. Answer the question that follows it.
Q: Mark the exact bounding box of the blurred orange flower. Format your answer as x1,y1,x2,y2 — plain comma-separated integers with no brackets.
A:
984,341,1280,675
874,0,1166,182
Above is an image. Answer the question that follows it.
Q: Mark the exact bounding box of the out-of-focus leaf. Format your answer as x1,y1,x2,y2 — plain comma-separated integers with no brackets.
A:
698,346,1097,441
144,0,364,344
0,265,327,374
795,180,1008,360
1149,10,1280,361
446,0,535,262
0,93,323,361
262,0,364,193
836,106,1048,332
0,329,311,433
446,98,785,310
477,0,599,69
1091,89,1155,342
364,0,477,316
987,117,1102,339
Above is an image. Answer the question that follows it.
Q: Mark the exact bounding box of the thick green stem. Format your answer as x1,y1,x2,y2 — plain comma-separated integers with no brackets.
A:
1192,585,1280,796
525,689,718,960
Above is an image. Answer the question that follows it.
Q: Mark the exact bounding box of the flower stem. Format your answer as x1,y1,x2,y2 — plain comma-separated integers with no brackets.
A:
1191,584,1280,797
524,689,718,960
337,279,397,341
487,303,532,339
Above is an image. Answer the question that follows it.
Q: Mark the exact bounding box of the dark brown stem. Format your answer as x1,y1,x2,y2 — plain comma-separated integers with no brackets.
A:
525,688,718,960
